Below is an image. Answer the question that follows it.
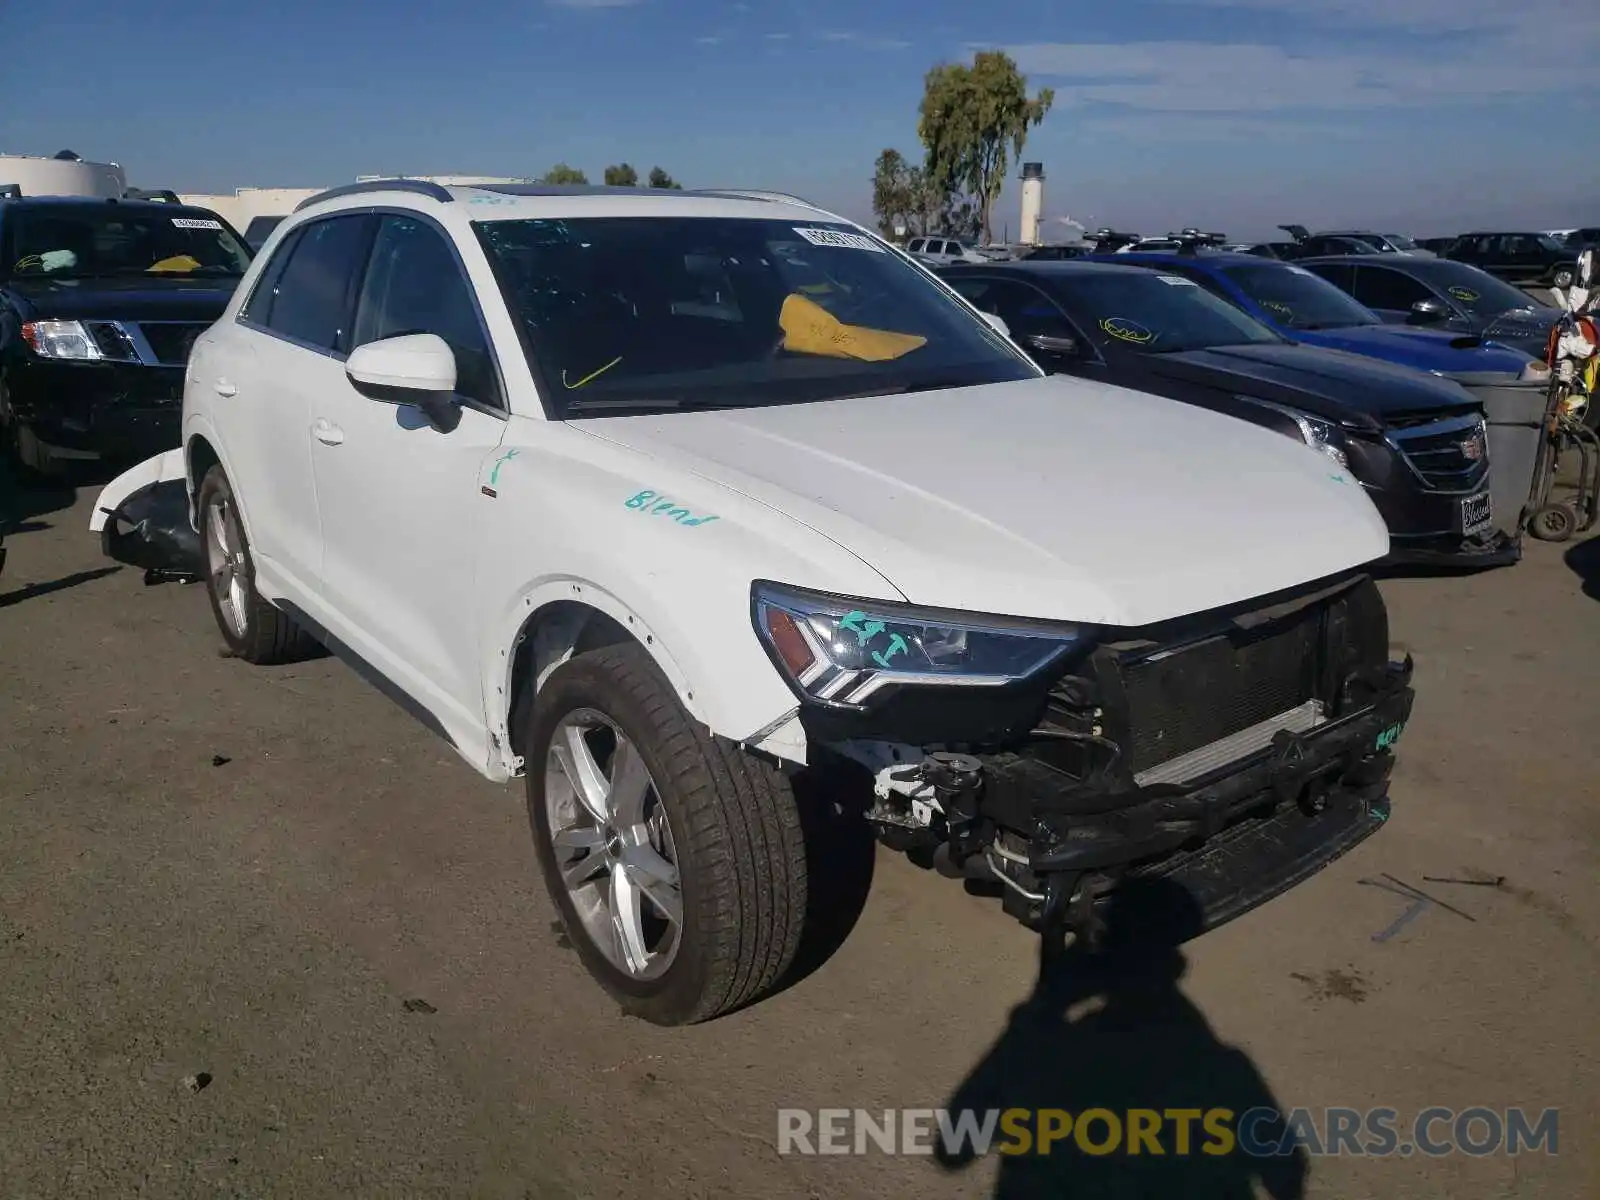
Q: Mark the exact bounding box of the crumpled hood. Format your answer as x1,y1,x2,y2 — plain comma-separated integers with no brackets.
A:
575,375,1390,628
5,275,239,322
1145,343,1476,425
1295,322,1533,376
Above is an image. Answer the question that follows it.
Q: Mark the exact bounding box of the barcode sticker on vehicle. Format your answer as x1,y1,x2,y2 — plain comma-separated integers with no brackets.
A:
171,217,223,230
792,227,886,253
1157,275,1197,286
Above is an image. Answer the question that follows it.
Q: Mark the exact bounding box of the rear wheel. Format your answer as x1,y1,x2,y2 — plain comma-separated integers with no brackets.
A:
525,643,807,1025
198,465,319,663
0,377,57,482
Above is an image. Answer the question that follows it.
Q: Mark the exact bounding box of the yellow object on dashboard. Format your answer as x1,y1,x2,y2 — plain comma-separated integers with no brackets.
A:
778,293,926,362
148,254,202,273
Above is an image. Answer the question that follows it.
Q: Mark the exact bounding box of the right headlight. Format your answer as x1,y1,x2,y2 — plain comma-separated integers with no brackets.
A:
20,319,134,362
751,581,1086,710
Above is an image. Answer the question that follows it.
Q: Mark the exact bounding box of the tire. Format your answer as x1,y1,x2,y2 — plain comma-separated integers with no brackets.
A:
0,377,56,483
524,643,807,1025
1552,266,1575,290
1527,502,1576,543
197,465,319,663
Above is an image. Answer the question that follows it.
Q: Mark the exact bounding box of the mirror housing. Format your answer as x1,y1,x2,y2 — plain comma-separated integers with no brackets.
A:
345,333,461,433
1024,332,1080,358
981,311,1010,338
1408,297,1449,324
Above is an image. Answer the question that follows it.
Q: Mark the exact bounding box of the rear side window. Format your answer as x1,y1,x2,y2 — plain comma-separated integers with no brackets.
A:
1304,262,1355,293
351,215,501,409
1351,267,1433,311
257,215,373,352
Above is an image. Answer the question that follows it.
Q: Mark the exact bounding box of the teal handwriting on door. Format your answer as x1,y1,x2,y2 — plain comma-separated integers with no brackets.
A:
1375,722,1405,751
623,488,719,526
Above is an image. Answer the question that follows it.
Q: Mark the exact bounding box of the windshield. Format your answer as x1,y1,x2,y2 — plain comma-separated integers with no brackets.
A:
1534,233,1570,254
7,206,251,279
1054,271,1283,353
475,216,1034,416
1221,263,1380,330
1420,262,1545,318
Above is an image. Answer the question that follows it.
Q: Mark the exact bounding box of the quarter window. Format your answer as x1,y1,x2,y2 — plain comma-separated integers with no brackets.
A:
259,215,373,352
351,216,500,408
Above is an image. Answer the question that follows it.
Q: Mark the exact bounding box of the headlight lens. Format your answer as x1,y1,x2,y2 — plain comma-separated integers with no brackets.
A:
752,581,1085,709
1239,396,1350,470
21,319,110,361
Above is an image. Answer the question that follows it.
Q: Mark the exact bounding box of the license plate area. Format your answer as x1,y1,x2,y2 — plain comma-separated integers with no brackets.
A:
1460,490,1493,536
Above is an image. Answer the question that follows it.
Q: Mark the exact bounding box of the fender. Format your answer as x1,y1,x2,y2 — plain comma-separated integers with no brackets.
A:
485,572,805,775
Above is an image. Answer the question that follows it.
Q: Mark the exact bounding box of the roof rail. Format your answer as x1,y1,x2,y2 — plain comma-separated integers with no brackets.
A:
690,188,823,209
294,178,454,212
123,187,182,203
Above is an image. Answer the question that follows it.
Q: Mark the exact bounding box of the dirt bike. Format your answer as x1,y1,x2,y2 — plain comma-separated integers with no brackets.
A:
1526,248,1600,542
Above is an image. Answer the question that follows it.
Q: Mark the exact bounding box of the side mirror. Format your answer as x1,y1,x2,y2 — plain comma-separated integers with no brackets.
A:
345,333,461,433
1408,297,1448,324
1579,248,1595,289
981,312,1010,338
1024,332,1080,358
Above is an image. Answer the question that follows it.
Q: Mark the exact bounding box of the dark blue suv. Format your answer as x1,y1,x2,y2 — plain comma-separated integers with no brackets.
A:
1088,250,1541,382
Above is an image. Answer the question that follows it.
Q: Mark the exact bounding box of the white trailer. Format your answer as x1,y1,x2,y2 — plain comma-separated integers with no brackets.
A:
0,151,127,199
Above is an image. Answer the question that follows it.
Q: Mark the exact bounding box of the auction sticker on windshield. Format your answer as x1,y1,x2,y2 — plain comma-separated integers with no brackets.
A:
1101,317,1154,343
171,218,223,230
793,227,886,253
1448,286,1480,302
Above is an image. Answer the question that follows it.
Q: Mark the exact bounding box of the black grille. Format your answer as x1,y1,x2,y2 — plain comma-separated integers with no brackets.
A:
135,321,209,365
1394,422,1488,492
1116,610,1322,775
87,322,137,361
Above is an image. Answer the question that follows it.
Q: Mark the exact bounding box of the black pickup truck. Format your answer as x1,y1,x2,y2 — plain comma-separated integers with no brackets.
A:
0,195,251,477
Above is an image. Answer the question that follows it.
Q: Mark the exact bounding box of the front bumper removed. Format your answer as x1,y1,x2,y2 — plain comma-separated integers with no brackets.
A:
884,657,1414,944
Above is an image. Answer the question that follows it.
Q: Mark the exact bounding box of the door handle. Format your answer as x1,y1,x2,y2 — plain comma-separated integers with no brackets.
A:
214,379,237,397
312,419,344,446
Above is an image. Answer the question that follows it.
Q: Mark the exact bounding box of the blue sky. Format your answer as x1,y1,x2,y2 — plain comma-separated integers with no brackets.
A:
3,0,1596,239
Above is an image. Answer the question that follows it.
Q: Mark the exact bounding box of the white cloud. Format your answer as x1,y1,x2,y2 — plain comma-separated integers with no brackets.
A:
695,34,723,44
547,0,643,7
764,32,792,40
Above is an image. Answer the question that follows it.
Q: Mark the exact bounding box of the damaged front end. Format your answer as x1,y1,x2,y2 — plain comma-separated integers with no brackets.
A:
87,449,203,584
754,573,1412,946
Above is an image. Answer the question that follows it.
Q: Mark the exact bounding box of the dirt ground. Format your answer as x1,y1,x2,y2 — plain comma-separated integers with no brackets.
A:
2,468,1596,1200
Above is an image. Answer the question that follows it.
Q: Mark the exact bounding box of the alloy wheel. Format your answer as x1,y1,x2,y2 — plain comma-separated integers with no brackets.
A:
545,709,683,980
204,493,249,638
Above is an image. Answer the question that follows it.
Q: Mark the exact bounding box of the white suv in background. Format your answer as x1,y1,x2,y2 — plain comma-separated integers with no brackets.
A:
906,235,987,265
93,181,1414,1026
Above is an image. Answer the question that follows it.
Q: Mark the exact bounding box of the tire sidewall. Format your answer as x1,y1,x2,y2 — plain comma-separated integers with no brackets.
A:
197,467,260,655
524,653,714,1023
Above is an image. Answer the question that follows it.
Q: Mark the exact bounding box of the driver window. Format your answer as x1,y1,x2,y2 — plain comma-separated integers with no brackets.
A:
351,215,501,409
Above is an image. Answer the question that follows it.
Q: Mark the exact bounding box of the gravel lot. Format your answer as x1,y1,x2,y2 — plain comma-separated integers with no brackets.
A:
2,468,1597,1199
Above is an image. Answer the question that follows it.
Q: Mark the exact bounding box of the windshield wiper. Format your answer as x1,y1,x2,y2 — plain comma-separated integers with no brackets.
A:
563,397,735,415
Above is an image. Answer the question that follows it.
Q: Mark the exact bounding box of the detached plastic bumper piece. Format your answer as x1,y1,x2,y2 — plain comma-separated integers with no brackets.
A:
99,479,203,584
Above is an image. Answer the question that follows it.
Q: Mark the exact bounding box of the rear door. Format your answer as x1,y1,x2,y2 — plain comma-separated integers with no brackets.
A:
308,211,508,729
222,213,374,600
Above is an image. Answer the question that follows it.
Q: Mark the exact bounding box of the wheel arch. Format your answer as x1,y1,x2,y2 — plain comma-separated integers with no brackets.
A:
499,588,709,772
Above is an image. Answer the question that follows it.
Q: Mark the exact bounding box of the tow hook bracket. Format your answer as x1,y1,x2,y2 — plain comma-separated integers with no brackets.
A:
922,752,987,858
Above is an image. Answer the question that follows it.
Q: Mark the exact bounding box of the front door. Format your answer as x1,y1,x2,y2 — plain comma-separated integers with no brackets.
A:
308,212,508,730
219,213,375,599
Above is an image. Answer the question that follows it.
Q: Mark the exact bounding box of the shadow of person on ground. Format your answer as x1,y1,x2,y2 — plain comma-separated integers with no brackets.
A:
937,879,1307,1200
1564,534,1600,602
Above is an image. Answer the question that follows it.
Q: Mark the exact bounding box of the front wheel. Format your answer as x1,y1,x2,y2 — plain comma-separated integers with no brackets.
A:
525,643,807,1025
1552,265,1575,290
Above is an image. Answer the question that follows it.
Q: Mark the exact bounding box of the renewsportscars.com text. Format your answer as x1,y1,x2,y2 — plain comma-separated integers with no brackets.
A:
776,1106,1559,1159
